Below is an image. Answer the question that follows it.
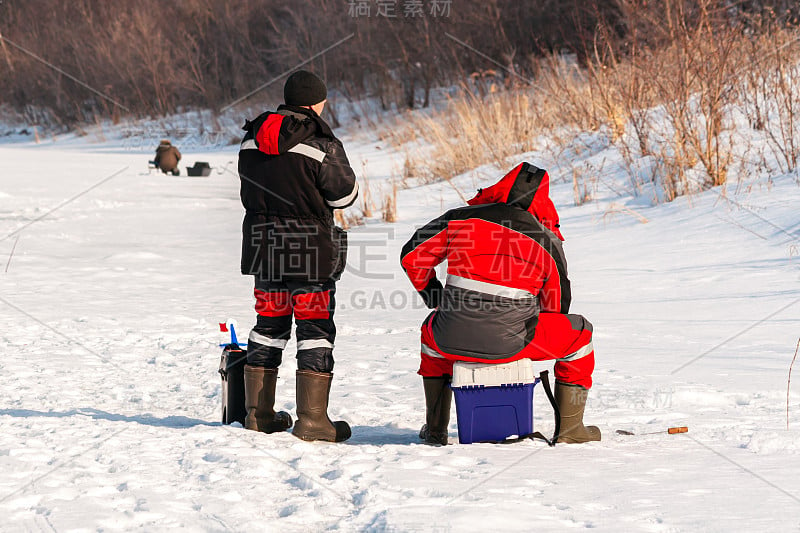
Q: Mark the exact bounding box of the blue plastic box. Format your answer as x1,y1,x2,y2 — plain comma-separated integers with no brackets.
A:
452,381,537,444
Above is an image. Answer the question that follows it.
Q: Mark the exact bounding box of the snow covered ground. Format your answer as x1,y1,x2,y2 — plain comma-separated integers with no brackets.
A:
0,118,799,532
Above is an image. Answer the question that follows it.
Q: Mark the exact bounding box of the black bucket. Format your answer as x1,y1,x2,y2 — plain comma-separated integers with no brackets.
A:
187,161,212,177
219,344,247,425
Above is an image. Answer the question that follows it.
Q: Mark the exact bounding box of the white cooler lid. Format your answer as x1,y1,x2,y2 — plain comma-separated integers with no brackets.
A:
451,359,537,388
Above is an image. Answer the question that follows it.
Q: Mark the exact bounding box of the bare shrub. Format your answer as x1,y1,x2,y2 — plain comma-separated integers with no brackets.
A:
740,27,800,174
573,166,593,206
334,209,349,230
359,162,375,218
535,55,600,133
335,209,363,229
393,0,800,204
381,183,398,223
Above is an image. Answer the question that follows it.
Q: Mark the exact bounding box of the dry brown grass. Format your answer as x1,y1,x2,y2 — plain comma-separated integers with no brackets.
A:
359,163,375,218
389,0,800,204
381,183,398,223
390,88,552,183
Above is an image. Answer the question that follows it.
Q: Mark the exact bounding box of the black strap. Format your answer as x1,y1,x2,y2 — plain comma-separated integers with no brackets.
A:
492,370,559,446
531,370,559,446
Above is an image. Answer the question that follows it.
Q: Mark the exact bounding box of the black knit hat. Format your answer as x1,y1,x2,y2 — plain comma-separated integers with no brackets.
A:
284,70,328,106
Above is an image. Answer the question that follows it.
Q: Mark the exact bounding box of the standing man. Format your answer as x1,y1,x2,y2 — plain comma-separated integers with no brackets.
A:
401,163,600,445
238,70,358,442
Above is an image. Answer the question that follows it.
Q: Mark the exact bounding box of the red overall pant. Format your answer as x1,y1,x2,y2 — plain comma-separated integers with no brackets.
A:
418,312,596,389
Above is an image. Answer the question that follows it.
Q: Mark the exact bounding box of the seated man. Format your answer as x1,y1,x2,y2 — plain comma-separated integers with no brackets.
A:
400,163,600,445
154,139,181,175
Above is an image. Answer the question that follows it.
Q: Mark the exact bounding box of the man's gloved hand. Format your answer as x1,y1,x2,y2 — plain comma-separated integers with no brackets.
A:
418,277,443,309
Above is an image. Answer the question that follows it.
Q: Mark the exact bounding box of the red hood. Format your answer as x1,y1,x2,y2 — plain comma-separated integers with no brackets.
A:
467,162,564,240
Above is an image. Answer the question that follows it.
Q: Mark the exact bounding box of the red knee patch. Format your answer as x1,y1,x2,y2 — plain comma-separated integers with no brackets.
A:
254,289,292,317
292,290,331,320
555,350,595,389
418,352,454,377
418,316,454,377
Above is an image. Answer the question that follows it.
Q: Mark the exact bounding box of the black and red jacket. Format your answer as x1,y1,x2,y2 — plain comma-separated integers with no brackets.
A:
400,163,570,360
239,105,358,282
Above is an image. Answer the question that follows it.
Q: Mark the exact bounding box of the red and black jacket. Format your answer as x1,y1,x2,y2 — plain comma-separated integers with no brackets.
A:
400,163,570,359
239,105,358,282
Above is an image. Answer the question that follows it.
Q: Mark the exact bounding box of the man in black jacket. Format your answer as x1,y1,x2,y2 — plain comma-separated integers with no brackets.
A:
238,70,358,442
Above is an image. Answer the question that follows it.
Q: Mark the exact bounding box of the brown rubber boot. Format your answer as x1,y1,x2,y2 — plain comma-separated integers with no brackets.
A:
555,381,601,443
292,370,351,442
243,365,293,433
419,376,452,445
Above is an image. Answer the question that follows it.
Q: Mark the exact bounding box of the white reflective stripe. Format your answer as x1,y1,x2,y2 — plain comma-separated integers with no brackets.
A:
421,344,446,359
248,331,288,349
326,181,359,208
240,140,325,161
288,143,326,162
446,274,534,300
560,341,594,362
240,138,258,151
297,339,334,351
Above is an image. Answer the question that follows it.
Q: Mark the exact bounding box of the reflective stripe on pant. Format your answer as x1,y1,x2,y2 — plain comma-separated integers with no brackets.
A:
248,278,336,372
418,312,595,389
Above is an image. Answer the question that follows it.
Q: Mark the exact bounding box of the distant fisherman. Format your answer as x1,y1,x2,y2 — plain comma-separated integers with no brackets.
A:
154,139,181,175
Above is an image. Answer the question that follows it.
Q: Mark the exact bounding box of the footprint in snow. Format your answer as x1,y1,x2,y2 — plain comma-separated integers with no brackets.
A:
321,469,342,480
278,504,297,517
286,475,315,491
